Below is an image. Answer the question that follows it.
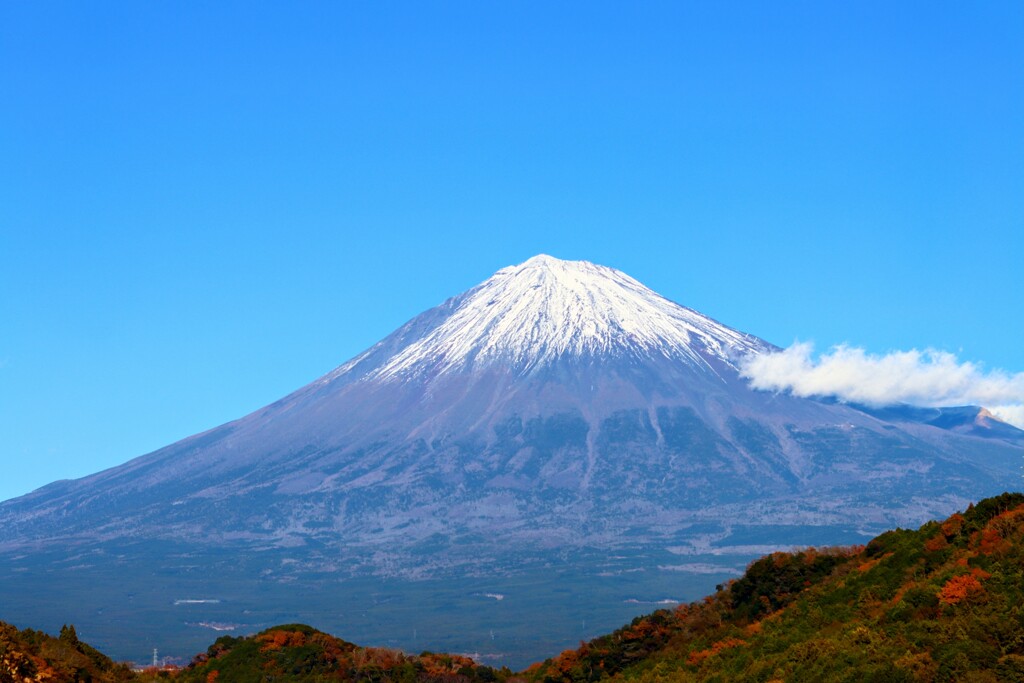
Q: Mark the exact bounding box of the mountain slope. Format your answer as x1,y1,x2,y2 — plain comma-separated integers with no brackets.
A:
345,254,771,380
174,624,503,683
8,493,1021,682
170,492,1024,682
0,255,1020,665
0,621,134,683
527,492,1024,683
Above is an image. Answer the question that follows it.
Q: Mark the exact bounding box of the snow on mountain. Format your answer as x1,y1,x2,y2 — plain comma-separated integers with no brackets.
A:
340,255,773,383
0,254,1020,668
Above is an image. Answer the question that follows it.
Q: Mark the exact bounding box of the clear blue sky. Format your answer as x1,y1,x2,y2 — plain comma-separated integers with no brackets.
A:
2,2,1022,502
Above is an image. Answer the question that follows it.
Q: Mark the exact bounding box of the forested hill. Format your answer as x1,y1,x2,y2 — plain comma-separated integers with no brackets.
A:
0,621,135,682
172,625,506,683
528,491,1024,683
3,492,1023,682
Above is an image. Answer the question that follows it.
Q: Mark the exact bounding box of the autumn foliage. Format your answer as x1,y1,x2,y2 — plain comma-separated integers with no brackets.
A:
172,623,505,683
685,636,746,666
527,492,1024,683
937,572,985,605
0,621,135,683
2,493,1023,683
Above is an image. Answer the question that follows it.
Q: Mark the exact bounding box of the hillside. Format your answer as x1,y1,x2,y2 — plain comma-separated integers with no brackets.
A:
0,621,134,682
4,492,1022,682
3,256,1019,664
527,491,1024,683
171,624,507,683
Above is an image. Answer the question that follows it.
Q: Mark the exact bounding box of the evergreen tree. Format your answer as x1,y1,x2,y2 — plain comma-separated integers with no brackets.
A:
59,623,80,647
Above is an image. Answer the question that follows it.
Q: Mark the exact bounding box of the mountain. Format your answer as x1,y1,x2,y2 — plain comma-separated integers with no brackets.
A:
157,491,1024,683
7,492,1023,682
0,255,1020,666
850,403,1024,445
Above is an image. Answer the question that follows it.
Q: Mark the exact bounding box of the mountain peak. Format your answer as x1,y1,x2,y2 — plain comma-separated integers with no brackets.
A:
521,253,564,266
358,256,771,381
494,254,596,277
3,255,1020,669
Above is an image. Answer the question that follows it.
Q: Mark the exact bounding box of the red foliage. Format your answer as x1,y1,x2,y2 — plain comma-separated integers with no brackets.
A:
941,513,966,538
977,508,1024,555
415,651,478,676
258,629,308,651
937,573,985,605
686,637,746,666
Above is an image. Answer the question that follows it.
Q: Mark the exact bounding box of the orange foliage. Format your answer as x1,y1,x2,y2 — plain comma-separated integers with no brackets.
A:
686,637,746,666
206,671,220,683
889,581,916,606
419,652,477,676
619,617,671,643
555,649,579,675
937,573,985,605
858,557,883,572
978,527,1008,555
977,508,1024,555
258,629,308,651
941,513,965,538
924,534,948,552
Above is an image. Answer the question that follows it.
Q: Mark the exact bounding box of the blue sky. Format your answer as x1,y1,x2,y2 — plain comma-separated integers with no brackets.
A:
2,2,1022,501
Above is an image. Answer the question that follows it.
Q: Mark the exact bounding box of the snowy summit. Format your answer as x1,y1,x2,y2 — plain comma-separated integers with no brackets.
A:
361,254,771,380
2,251,1019,670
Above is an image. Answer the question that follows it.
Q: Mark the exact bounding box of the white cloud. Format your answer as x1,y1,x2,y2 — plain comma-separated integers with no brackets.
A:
740,342,1024,429
990,405,1024,429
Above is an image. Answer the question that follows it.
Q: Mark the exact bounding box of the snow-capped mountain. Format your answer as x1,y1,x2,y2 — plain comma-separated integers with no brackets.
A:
0,255,1020,665
342,254,770,381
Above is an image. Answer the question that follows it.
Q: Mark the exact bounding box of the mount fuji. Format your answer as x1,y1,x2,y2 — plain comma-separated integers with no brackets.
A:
1,255,1020,665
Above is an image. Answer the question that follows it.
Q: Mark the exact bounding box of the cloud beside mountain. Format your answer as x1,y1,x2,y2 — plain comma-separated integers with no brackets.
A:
740,342,1024,428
